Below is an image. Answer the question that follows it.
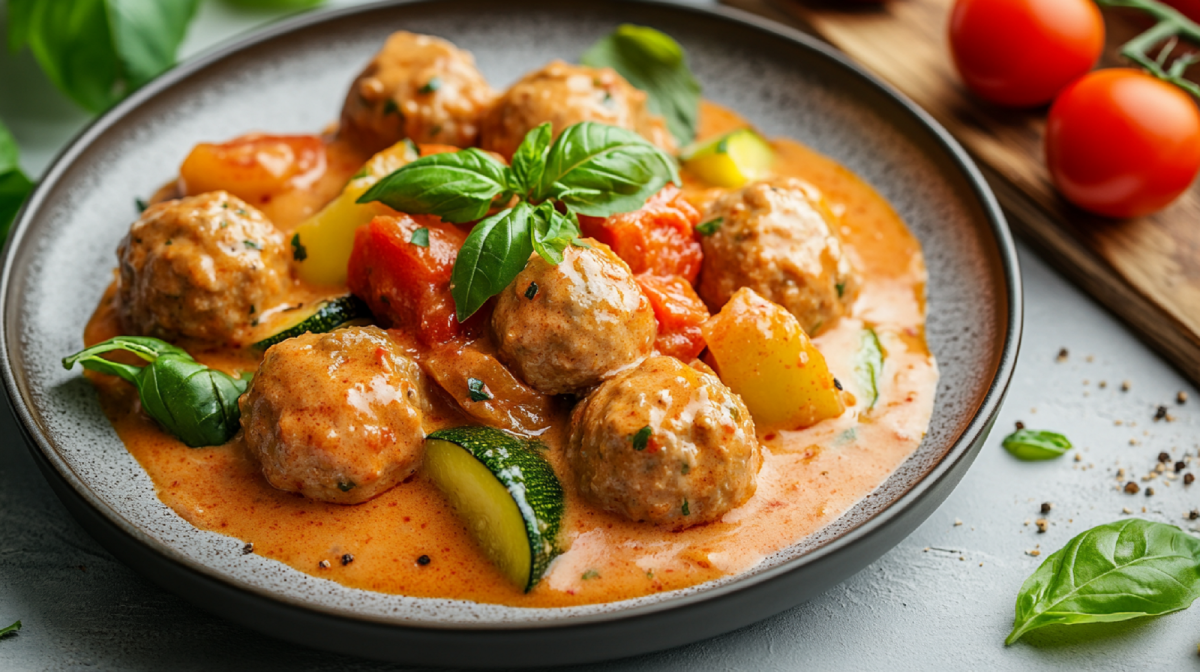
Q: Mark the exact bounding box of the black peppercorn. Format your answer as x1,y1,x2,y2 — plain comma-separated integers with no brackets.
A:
341,553,354,566
417,554,431,566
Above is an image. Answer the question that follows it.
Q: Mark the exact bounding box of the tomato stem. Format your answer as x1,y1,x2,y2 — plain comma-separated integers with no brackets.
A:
1097,0,1200,96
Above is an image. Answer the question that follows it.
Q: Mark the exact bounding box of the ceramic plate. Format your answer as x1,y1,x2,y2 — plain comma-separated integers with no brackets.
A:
0,0,1020,666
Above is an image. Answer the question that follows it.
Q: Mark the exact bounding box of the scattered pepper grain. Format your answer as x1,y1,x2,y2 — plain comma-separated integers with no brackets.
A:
1186,473,1196,486
1035,518,1049,533
1124,481,1141,494
318,560,331,569
1146,487,1156,497
1177,461,1187,473
1155,406,1168,421
1179,391,1189,405
1056,348,1068,362
1040,502,1053,514
1121,380,1131,392
341,553,354,566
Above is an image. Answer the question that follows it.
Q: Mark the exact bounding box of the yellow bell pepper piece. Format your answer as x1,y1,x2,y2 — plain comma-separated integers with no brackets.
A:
702,287,845,431
292,140,419,287
681,128,774,188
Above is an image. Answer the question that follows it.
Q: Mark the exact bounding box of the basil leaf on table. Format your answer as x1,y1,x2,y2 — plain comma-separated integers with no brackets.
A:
1002,429,1072,461
450,202,536,321
358,148,514,224
63,336,249,448
511,122,552,197
531,202,581,266
581,24,701,146
536,121,679,217
9,0,200,112
0,620,19,638
0,121,34,240
1007,518,1200,644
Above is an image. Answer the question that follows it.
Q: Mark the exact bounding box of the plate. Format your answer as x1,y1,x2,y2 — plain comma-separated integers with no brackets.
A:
0,0,1020,666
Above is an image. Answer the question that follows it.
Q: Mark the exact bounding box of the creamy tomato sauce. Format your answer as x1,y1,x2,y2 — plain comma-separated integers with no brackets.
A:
83,102,937,607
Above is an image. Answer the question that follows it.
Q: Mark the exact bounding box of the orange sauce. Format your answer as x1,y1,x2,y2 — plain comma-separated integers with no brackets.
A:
82,102,937,607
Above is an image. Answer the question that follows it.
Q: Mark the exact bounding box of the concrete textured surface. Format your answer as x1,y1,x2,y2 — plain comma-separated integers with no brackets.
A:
2,1,1199,669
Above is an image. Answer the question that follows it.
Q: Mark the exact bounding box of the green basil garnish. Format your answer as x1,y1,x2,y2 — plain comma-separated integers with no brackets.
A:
1007,519,1200,644
530,202,578,266
63,336,249,448
581,24,701,146
357,148,514,224
450,202,536,321
854,328,884,410
0,619,20,638
631,425,651,451
410,227,430,248
510,122,552,196
694,217,722,236
535,122,679,217
467,377,491,402
1002,429,1072,461
290,233,307,261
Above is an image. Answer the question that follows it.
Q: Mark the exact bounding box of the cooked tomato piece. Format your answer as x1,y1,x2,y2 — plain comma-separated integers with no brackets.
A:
416,143,462,157
635,274,710,361
347,215,468,345
178,134,327,205
578,185,703,282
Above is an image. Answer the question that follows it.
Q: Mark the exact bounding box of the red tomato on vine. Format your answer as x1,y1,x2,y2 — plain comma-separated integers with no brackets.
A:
1045,69,1200,218
949,0,1105,107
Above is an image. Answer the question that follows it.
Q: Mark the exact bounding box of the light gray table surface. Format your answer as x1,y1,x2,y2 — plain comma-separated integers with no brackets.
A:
2,1,1199,670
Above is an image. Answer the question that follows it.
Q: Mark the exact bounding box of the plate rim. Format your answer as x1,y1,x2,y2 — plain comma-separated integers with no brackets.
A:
0,0,1022,634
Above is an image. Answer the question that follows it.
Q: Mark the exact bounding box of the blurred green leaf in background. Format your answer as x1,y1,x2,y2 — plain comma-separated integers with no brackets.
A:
0,121,33,241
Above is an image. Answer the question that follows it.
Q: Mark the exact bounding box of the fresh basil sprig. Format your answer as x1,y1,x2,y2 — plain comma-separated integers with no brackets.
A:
581,24,702,146
358,121,679,320
1007,518,1200,644
0,121,33,241
1002,429,1072,461
63,336,249,448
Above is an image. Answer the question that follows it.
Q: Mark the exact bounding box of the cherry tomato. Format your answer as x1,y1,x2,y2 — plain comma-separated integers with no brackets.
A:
949,0,1104,107
1045,69,1200,218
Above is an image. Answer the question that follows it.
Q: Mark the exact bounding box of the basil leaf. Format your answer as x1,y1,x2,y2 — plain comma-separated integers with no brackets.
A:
0,121,33,240
0,620,20,638
581,24,701,146
63,336,248,448
854,328,884,410
511,122,552,196
537,122,679,217
1008,519,1200,644
358,148,514,224
530,202,580,266
450,202,535,321
13,0,199,112
1002,429,1072,461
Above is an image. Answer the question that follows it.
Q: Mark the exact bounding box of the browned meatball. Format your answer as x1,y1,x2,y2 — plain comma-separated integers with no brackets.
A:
479,61,675,158
567,356,760,528
491,240,656,396
240,327,426,505
339,31,495,153
117,191,289,346
698,178,859,334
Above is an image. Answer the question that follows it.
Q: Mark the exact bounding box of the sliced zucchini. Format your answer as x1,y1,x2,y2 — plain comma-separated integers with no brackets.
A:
252,295,372,350
680,128,774,188
855,327,885,410
424,427,563,592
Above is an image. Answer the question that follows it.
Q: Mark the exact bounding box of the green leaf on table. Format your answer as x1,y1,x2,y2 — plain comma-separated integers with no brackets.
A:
450,202,535,321
1002,429,1072,461
0,121,34,241
536,121,679,217
358,148,514,224
581,24,701,146
1007,518,1200,644
10,0,200,112
530,202,580,266
0,620,20,638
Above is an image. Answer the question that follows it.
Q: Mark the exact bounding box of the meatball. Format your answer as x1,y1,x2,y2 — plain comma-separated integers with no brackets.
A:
240,327,426,505
567,356,760,528
117,191,289,346
491,240,656,396
479,61,675,158
339,31,495,152
698,178,860,334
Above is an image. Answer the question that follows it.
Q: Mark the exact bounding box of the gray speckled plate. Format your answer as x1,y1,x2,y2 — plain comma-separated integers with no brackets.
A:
0,0,1020,666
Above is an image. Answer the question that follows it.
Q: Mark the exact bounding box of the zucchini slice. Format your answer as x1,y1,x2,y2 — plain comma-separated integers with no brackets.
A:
252,295,372,350
424,427,563,592
680,128,774,188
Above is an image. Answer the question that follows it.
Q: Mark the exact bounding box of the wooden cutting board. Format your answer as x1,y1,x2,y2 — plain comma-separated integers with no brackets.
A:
725,0,1200,385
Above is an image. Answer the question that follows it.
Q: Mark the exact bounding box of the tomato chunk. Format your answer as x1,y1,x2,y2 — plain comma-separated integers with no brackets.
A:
347,215,468,345
179,133,327,205
635,274,710,361
579,185,703,283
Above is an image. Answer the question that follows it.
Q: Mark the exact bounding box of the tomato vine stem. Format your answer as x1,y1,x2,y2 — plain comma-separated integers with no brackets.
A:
1097,0,1200,96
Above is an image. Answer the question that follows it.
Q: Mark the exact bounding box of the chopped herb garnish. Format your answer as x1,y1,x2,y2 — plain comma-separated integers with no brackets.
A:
836,281,846,298
248,304,255,315
243,239,262,250
467,377,491,402
682,499,690,516
695,217,723,236
410,227,430,247
236,208,247,216
525,282,539,300
681,462,690,475
220,220,229,228
0,620,20,638
631,425,652,451
291,233,307,261
135,198,148,213
337,480,356,492
582,569,600,580
220,202,229,209
419,77,442,94
164,239,172,246
429,123,443,136
382,98,400,116
730,407,740,422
